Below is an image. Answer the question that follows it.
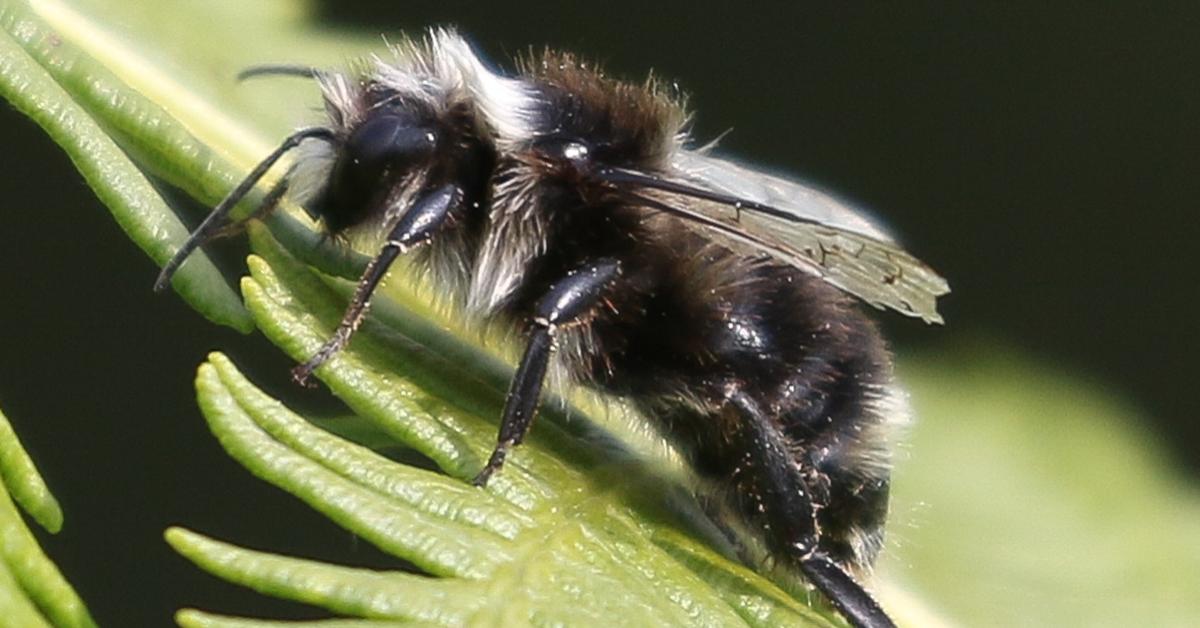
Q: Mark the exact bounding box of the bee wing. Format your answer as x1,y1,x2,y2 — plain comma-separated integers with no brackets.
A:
729,206,950,323
610,151,950,324
671,150,896,242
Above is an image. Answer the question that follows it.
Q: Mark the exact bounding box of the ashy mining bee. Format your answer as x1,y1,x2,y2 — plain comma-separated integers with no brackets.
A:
156,29,948,628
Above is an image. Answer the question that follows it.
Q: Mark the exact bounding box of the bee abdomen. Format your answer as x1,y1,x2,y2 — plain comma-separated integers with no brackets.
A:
590,259,900,569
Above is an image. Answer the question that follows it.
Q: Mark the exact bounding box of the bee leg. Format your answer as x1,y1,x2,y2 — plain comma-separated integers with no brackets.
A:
154,126,335,293
208,178,290,240
472,259,622,487
291,183,463,386
725,389,895,628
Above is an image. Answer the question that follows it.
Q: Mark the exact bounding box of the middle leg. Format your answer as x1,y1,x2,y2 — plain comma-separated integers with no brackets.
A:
472,258,622,487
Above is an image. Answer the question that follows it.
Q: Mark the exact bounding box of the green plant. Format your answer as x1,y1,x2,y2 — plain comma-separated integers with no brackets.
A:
2,1,1199,626
0,406,94,627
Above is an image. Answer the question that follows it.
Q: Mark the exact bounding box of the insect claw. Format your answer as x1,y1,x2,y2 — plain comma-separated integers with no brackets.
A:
470,469,493,488
290,364,320,388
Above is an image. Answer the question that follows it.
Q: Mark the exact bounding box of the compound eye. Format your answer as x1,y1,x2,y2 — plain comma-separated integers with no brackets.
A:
313,112,439,234
346,113,438,173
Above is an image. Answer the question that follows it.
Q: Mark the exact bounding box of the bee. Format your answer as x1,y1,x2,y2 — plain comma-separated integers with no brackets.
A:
155,29,948,628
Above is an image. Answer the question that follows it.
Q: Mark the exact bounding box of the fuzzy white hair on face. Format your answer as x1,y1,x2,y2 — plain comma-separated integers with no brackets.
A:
371,28,539,144
286,139,337,210
312,28,536,138
284,28,542,236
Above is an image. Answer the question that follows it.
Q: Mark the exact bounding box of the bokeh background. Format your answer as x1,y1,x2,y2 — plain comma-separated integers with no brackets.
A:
1,1,1196,625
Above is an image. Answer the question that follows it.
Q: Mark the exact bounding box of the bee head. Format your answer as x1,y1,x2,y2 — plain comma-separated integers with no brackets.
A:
304,90,445,234
295,31,512,237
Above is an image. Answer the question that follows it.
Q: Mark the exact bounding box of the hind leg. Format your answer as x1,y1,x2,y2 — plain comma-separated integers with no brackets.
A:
716,387,895,628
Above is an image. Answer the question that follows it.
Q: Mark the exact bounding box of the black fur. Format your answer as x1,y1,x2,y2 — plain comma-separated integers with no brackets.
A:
484,54,900,626
163,39,908,628
495,177,895,567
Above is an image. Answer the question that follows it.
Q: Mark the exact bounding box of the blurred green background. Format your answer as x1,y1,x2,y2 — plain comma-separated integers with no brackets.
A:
1,1,1197,625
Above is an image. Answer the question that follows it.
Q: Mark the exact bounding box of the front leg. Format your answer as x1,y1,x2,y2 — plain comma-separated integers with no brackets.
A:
155,126,335,293
292,184,462,386
472,259,622,487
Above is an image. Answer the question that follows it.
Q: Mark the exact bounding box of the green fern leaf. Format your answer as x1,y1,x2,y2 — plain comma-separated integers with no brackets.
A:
3,1,1200,627
0,407,95,627
165,230,841,625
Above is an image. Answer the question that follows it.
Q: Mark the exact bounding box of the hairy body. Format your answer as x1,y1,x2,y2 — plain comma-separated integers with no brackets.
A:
159,30,948,628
